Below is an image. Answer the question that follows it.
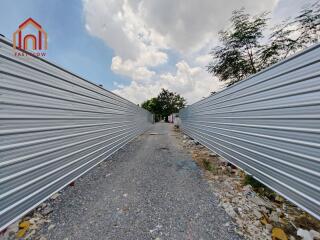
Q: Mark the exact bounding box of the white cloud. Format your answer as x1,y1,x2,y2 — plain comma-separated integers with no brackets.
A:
195,54,212,67
110,46,167,80
111,56,156,80
83,0,279,104
83,0,168,86
113,60,223,104
135,0,278,54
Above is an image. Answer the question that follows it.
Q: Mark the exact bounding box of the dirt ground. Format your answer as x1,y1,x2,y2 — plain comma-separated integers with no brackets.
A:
174,127,320,240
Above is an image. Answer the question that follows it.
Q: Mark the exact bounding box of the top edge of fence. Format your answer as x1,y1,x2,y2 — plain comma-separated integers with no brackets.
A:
182,42,320,110
0,36,149,112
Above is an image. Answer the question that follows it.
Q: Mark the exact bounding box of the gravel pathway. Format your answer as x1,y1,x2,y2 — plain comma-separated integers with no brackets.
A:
37,123,241,240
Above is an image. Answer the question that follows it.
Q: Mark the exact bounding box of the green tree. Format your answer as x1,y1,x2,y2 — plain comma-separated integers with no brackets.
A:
141,89,186,121
208,3,320,86
207,9,268,86
141,97,159,113
157,89,186,119
141,97,162,122
260,2,320,67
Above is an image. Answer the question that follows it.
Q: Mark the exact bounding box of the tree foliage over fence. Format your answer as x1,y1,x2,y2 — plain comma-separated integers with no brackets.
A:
208,2,320,86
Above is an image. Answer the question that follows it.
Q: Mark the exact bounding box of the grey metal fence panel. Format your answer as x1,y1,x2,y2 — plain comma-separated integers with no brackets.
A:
0,37,152,230
179,43,320,220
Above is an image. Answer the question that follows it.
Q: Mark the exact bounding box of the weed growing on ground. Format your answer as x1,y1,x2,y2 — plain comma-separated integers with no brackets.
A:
243,175,276,200
202,159,218,174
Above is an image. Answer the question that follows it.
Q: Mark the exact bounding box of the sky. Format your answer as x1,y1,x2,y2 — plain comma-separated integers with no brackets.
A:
0,0,317,104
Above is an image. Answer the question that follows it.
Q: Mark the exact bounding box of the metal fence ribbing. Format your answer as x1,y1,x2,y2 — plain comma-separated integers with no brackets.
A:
0,37,152,230
180,43,320,220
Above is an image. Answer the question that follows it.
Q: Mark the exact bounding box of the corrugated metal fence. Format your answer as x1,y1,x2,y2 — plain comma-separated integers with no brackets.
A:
180,43,320,220
0,37,152,230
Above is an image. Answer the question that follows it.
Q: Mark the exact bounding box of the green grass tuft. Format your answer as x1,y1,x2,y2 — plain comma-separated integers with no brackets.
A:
202,159,216,172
